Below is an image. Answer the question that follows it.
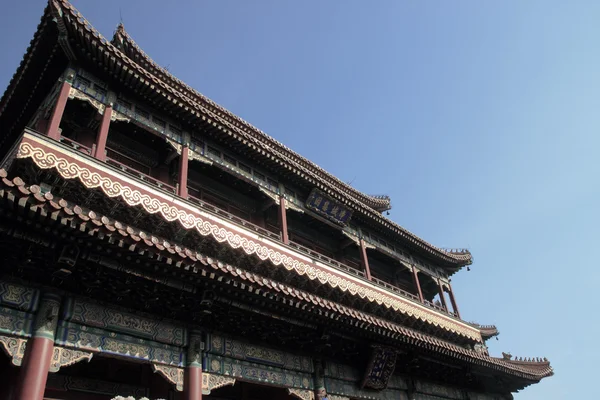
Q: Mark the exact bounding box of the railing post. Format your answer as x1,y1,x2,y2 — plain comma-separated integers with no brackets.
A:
45,81,71,141
94,104,112,161
278,196,289,244
178,145,189,198
448,283,461,319
412,267,424,303
359,239,372,280
437,280,449,313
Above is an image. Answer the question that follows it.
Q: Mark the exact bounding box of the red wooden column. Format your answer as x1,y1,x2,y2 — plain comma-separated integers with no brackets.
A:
278,196,289,244
359,239,372,280
447,283,461,319
45,81,72,140
178,145,189,198
15,293,61,400
185,333,203,400
437,280,449,312
411,268,424,303
94,104,112,161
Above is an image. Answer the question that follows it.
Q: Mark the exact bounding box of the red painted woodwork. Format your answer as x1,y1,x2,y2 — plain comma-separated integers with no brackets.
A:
178,145,189,198
278,197,289,244
412,268,424,303
94,104,112,161
448,283,461,318
185,366,202,400
15,337,54,400
45,81,71,140
359,239,372,280
437,281,448,312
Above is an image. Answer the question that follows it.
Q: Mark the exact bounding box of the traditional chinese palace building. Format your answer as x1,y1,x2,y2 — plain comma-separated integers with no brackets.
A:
0,2,552,400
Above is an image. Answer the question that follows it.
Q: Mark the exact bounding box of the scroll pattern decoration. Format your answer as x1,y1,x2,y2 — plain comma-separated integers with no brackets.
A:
16,138,480,341
152,364,184,391
288,388,315,400
0,335,27,366
49,345,94,372
201,372,236,394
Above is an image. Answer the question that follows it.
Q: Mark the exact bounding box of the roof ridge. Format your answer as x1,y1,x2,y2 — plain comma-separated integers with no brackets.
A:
111,22,393,212
55,0,472,266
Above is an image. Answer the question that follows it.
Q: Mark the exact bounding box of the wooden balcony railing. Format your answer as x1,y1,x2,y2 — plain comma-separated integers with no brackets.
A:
48,134,462,320
370,276,421,302
188,194,281,241
105,148,177,194
59,136,93,156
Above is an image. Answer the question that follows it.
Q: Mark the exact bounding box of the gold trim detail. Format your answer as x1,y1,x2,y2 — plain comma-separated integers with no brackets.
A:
49,345,94,372
0,335,27,366
166,138,182,155
68,87,105,114
288,388,315,400
16,139,480,341
110,110,131,123
152,364,184,391
202,372,236,394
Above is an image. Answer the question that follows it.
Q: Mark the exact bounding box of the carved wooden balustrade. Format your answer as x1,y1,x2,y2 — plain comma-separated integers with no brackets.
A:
24,130,463,320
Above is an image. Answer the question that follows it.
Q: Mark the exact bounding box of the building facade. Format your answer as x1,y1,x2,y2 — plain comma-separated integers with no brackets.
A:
0,1,552,399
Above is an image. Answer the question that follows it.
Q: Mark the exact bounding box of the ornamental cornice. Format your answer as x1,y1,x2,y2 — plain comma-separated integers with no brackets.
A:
49,345,94,372
152,364,184,391
15,133,481,342
0,334,27,366
201,372,236,394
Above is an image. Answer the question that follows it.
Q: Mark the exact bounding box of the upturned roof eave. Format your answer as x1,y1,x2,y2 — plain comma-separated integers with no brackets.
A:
3,0,473,268
0,167,553,384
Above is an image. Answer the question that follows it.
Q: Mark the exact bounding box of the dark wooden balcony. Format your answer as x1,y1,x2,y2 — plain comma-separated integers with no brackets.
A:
51,132,461,320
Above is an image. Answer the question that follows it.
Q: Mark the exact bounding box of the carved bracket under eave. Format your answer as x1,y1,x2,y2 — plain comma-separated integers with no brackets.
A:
152,364,184,392
68,87,105,114
288,388,315,400
0,335,27,366
49,345,94,372
201,372,236,395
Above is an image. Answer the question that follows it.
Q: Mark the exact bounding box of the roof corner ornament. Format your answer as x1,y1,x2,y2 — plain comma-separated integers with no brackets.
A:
502,352,513,360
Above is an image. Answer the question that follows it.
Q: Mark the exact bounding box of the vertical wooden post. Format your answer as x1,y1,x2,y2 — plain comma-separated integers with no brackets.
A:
94,104,112,161
447,283,461,319
437,280,449,312
15,293,61,400
411,268,424,303
185,333,203,400
178,145,189,198
278,196,289,244
359,239,372,280
45,81,71,140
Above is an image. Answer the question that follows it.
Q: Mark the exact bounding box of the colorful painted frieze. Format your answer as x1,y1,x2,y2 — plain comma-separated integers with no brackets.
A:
205,353,313,390
62,298,187,346
0,280,39,312
415,380,465,399
55,321,185,367
207,333,313,373
0,306,34,337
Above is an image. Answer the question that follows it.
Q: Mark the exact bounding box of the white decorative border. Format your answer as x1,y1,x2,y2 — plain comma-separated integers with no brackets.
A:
16,134,481,341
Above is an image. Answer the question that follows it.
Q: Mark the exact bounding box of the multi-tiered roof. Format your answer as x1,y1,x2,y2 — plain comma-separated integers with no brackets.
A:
0,0,553,395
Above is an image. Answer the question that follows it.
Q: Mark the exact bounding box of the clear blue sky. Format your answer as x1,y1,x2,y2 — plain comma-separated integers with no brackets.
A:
1,1,597,398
